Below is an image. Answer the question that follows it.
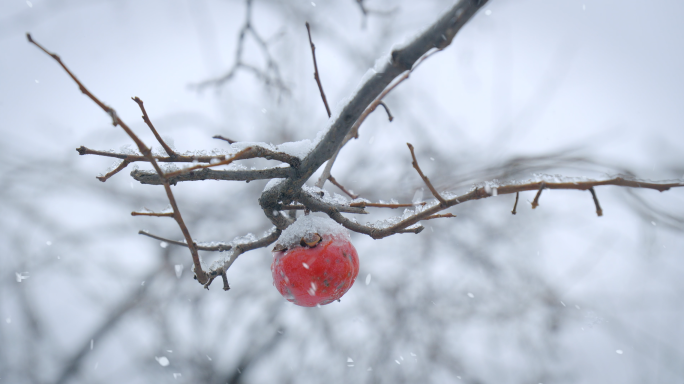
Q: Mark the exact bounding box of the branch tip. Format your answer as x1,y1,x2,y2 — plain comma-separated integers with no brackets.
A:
531,183,545,209
378,101,394,122
305,21,331,118
511,191,519,215
222,273,230,291
327,175,359,199
589,187,603,217
213,135,237,144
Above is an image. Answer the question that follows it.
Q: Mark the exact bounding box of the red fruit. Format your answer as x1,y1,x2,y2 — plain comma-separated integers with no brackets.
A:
272,230,359,307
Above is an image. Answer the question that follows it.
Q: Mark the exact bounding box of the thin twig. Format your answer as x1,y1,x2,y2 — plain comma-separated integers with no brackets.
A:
163,147,254,178
131,211,174,217
354,0,398,21
305,22,331,118
221,272,230,291
396,226,424,234
349,49,439,140
28,34,210,284
280,204,367,214
531,182,545,209
407,143,446,205
131,167,292,186
213,135,237,144
328,175,358,199
77,145,300,167
589,187,603,217
96,159,130,182
302,176,684,240
424,213,456,220
132,97,177,157
378,101,394,122
314,49,440,189
207,228,282,287
138,230,233,252
511,191,519,215
349,201,426,209
194,0,288,92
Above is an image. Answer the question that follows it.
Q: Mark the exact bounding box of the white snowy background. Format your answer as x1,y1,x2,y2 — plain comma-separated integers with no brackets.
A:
1,0,683,383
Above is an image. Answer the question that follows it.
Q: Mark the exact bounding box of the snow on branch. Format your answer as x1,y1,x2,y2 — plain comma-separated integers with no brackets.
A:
30,0,684,293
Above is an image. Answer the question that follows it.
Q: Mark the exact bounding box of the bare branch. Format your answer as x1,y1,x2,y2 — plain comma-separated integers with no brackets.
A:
531,182,545,209
78,144,301,168
511,191,519,215
221,272,230,291
28,34,210,284
138,230,233,252
303,0,491,201
280,204,367,215
315,42,443,189
378,101,394,122
194,0,288,93
213,135,237,144
96,159,130,182
131,167,292,185
204,228,282,289
350,201,426,209
589,187,603,217
424,213,456,220
163,147,254,178
305,22,332,118
328,175,359,199
407,143,447,205
306,176,684,240
354,0,399,20
131,97,177,157
396,225,425,234
131,211,174,218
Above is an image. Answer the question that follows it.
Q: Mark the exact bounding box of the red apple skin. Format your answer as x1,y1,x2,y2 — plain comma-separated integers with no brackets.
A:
271,234,359,307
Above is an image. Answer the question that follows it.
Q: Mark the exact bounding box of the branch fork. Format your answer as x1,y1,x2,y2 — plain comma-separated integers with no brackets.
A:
29,0,684,292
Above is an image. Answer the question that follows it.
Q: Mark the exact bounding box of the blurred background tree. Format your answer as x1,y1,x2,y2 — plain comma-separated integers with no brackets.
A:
1,0,683,383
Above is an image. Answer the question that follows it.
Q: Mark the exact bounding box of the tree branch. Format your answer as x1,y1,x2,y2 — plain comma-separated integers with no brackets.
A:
531,182,545,209
77,144,301,168
264,0,489,212
193,0,288,93
132,97,177,157
131,167,293,185
327,175,359,199
407,143,446,205
280,203,367,215
131,211,174,218
350,201,426,209
28,34,211,284
205,228,282,289
589,187,603,217
96,159,130,182
511,191,519,215
138,230,233,252
314,24,449,189
306,22,332,118
301,176,684,240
